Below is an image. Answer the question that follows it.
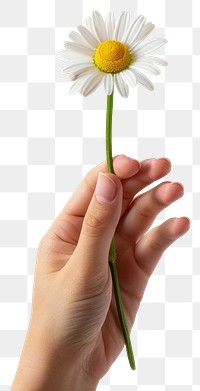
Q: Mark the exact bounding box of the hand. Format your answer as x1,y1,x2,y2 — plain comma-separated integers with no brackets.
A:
11,155,190,391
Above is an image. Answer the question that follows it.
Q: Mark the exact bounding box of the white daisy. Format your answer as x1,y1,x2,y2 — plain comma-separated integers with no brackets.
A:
56,10,167,97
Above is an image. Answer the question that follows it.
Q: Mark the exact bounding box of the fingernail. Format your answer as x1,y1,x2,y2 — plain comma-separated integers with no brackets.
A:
96,173,117,203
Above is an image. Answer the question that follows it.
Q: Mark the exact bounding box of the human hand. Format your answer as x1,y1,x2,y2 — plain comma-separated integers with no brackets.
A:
11,155,190,391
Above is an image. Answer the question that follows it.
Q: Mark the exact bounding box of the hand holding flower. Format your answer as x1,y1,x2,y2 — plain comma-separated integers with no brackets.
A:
11,156,190,390
56,10,168,369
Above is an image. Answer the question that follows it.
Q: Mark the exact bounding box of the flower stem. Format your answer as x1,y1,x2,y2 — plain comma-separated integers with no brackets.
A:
106,90,136,370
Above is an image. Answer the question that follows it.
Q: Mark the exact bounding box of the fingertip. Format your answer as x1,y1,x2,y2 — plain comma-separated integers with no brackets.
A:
141,157,171,181
171,216,191,238
159,157,171,166
127,157,141,171
180,216,191,230
156,182,184,204
156,157,171,174
152,157,171,177
113,154,141,179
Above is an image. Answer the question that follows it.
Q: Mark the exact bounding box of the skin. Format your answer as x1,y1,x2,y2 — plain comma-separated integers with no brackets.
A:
11,155,190,391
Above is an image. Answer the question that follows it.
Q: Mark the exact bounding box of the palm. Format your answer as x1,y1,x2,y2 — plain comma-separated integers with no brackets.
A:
45,210,145,379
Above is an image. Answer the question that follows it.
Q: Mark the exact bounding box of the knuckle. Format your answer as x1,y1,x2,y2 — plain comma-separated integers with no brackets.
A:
83,208,107,237
150,240,163,253
134,202,154,219
123,187,134,202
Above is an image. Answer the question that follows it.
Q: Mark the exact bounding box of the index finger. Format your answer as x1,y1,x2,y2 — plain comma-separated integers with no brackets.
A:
57,154,140,220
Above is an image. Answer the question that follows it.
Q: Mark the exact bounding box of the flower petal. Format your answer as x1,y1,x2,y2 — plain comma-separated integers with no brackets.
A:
64,41,94,56
114,11,130,41
141,55,168,66
124,15,146,46
85,16,97,38
120,68,137,87
61,63,93,74
92,10,107,42
81,72,104,96
55,50,69,61
132,61,161,75
134,38,167,57
114,73,129,98
55,49,78,61
104,74,114,95
57,52,92,64
70,67,97,81
133,22,155,48
56,48,93,64
68,76,89,95
134,70,154,91
105,11,115,40
77,25,99,48
68,30,87,45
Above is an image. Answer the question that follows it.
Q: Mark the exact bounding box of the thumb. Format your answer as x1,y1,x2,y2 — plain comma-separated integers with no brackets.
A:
73,172,122,275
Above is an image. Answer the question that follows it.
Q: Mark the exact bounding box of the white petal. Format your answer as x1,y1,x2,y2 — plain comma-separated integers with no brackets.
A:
92,10,107,42
114,73,129,98
70,67,97,81
68,76,89,95
85,16,97,38
120,68,137,87
142,55,168,66
61,62,93,74
128,17,146,47
57,52,91,63
134,38,167,57
82,72,104,96
105,11,115,40
134,70,154,91
55,49,80,61
104,74,114,95
64,41,94,56
77,25,99,48
122,13,131,41
68,30,87,45
114,11,130,41
55,50,69,61
124,15,145,46
132,23,155,48
56,50,93,65
132,61,161,75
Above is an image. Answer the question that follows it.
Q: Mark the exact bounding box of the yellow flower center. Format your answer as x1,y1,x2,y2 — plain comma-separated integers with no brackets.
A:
94,40,132,73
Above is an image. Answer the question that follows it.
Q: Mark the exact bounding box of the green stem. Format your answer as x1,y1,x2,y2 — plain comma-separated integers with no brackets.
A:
106,91,114,174
109,261,136,370
106,91,136,370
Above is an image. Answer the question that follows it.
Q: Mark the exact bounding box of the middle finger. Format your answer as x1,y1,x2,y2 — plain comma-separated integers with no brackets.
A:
117,181,184,243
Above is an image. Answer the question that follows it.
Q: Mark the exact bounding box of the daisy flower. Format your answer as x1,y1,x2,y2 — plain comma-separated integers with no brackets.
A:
56,10,167,97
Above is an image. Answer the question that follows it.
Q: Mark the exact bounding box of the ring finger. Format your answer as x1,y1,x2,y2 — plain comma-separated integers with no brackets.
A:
135,216,190,278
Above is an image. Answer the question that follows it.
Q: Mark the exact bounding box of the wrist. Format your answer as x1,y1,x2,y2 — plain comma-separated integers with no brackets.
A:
11,323,98,391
